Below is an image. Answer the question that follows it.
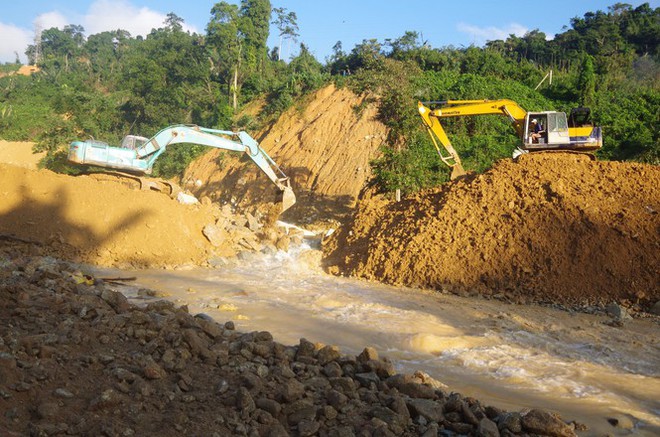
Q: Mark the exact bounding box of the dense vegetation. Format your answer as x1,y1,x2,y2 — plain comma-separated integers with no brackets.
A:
0,1,657,190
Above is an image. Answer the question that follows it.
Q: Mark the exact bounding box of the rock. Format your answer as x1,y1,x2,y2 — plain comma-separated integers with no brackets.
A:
317,344,341,365
477,417,500,437
177,192,199,204
298,419,321,437
448,422,475,434
370,406,408,430
245,212,262,232
605,303,632,321
649,300,660,316
329,377,357,395
54,388,74,398
256,398,282,417
197,318,224,339
326,389,348,409
358,346,379,362
142,357,167,379
277,379,305,402
385,375,436,399
36,402,60,419
421,422,439,437
237,387,256,414
607,414,635,429
406,398,444,423
414,371,448,392
498,412,522,433
275,235,290,252
323,361,343,378
287,405,316,425
355,371,380,387
182,329,212,358
296,338,317,359
203,224,229,247
89,389,122,411
100,289,131,313
521,409,576,437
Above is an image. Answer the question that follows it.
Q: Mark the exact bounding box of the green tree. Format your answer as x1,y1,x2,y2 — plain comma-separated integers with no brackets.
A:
207,0,271,109
272,7,299,61
207,2,243,109
31,25,86,71
240,0,272,73
577,54,596,106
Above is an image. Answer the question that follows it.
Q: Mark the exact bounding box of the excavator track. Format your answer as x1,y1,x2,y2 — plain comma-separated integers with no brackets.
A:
80,171,182,199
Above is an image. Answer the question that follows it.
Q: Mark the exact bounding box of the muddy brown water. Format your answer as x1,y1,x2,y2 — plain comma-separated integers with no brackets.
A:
92,243,660,437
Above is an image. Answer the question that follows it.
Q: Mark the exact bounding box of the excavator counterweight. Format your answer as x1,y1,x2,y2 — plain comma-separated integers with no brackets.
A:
68,125,296,213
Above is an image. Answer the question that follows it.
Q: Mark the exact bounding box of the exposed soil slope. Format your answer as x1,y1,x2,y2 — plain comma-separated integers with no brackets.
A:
183,84,387,223
323,153,660,310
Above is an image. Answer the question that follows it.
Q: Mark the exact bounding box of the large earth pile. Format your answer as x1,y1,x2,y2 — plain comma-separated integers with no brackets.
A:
183,84,388,223
0,162,289,268
323,153,660,311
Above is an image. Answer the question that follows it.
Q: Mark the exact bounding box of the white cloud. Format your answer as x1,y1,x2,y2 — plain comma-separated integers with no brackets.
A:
456,22,529,46
83,0,197,37
34,11,69,32
0,0,199,64
0,22,32,63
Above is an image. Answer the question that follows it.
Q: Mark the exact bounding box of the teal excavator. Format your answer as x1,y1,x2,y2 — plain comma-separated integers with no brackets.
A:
68,125,296,212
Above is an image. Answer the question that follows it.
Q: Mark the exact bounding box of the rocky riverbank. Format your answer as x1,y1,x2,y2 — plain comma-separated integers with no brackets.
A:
0,250,582,436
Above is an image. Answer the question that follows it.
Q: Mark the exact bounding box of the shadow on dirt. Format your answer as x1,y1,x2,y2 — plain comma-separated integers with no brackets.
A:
0,184,146,263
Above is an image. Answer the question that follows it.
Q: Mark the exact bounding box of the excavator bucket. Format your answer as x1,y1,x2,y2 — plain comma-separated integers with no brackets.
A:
450,164,467,180
281,185,296,213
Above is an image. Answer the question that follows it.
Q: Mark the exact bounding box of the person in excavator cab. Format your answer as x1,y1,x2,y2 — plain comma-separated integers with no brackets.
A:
529,119,544,143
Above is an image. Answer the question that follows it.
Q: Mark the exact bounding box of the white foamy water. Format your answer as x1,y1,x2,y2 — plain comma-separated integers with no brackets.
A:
93,244,660,436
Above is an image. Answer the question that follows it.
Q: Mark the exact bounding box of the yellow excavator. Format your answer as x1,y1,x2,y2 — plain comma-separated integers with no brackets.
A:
417,99,603,179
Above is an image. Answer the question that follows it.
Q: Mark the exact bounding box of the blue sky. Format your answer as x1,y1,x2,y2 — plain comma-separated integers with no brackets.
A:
1,0,656,64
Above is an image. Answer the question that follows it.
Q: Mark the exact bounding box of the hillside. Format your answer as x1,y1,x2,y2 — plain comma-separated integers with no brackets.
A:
183,84,388,224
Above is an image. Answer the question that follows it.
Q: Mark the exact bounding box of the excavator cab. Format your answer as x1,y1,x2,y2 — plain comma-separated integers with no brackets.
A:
121,135,149,150
524,112,569,149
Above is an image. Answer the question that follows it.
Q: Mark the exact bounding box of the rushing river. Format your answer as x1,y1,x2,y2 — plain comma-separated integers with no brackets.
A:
93,242,660,437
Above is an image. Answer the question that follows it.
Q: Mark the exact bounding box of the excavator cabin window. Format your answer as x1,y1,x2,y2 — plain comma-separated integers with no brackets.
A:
528,116,547,144
121,135,149,150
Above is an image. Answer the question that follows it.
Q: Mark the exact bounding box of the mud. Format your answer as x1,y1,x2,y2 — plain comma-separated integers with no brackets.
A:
323,153,660,311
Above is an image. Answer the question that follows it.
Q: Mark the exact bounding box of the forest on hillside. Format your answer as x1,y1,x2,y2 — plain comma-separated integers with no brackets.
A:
0,1,657,193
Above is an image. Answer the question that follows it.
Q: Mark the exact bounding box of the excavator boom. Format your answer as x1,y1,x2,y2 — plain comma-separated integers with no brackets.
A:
68,125,296,212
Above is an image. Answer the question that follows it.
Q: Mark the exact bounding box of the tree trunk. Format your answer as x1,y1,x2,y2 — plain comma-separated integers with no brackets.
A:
232,65,238,110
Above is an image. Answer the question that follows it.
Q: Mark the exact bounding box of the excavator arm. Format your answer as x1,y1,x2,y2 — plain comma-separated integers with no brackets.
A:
417,100,528,179
68,125,296,212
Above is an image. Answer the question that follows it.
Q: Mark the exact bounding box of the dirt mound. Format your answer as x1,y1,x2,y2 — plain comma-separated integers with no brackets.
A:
0,164,278,268
323,153,660,310
0,141,45,169
0,253,580,436
0,65,39,78
183,84,387,223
